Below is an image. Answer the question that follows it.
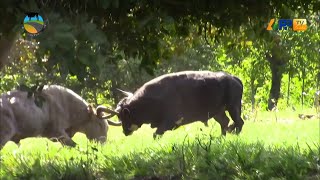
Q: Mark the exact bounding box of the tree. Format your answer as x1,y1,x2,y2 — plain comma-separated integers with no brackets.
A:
1,0,319,72
1,0,319,110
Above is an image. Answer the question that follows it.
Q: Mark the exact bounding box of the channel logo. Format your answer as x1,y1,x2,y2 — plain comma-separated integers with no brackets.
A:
23,12,46,36
267,19,307,31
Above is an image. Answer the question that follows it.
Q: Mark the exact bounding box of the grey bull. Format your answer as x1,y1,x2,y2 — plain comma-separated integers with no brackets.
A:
0,85,121,149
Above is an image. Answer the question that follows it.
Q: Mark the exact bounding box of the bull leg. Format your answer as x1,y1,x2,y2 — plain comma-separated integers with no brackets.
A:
227,106,244,134
0,133,14,150
213,111,230,136
153,118,176,139
203,121,209,127
11,134,22,146
60,137,77,147
153,127,167,139
227,123,236,133
48,130,77,147
0,120,15,150
153,133,163,139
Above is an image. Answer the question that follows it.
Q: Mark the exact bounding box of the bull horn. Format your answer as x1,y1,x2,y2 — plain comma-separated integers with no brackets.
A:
102,114,118,119
117,88,133,98
96,105,119,118
106,119,122,126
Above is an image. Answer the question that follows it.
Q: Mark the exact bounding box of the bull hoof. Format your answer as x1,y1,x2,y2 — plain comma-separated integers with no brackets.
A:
65,141,77,147
57,138,77,147
235,128,242,135
227,124,237,133
153,133,162,140
227,128,233,133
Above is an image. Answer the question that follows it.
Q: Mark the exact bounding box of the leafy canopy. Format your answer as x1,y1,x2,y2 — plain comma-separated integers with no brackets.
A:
0,0,318,78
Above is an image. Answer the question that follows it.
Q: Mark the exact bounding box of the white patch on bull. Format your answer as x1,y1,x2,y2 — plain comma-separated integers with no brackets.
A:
9,97,17,104
129,124,139,131
175,117,184,125
215,71,225,77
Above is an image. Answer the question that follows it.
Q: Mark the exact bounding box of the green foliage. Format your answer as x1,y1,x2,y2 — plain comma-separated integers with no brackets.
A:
0,1,319,113
1,1,320,78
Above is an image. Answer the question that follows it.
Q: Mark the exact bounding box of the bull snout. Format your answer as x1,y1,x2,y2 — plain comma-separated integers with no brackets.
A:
123,130,133,136
123,124,139,136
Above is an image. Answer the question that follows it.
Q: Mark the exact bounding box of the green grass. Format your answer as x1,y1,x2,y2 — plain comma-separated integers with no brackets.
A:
0,109,319,180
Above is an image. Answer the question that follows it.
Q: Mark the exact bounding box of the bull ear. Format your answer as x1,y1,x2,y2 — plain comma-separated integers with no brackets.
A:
122,108,130,118
87,105,95,114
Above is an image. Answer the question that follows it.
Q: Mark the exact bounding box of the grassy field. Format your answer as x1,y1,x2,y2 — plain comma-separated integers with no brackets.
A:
0,108,319,180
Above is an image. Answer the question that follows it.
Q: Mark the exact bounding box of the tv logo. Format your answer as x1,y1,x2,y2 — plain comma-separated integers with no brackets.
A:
267,19,307,31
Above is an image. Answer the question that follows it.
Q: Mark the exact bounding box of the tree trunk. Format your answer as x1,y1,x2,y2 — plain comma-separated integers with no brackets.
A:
111,78,120,104
287,69,291,106
266,53,286,111
268,63,282,110
0,35,16,70
301,60,305,108
250,77,255,111
317,67,320,91
94,89,98,105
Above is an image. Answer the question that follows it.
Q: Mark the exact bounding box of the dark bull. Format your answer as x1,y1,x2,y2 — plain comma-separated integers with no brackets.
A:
106,71,244,138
